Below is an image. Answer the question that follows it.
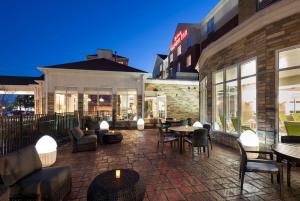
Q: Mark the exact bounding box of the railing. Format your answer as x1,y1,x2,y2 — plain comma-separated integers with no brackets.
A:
0,112,77,156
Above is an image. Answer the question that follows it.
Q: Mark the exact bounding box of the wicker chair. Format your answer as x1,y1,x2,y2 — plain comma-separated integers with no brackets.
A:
203,123,212,150
184,128,209,157
69,127,97,152
237,139,283,197
157,127,178,153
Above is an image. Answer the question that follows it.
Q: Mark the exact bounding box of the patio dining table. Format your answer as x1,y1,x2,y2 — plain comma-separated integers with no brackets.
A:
272,143,300,186
169,126,199,154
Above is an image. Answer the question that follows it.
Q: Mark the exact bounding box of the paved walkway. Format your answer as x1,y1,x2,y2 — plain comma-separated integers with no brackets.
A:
55,129,300,201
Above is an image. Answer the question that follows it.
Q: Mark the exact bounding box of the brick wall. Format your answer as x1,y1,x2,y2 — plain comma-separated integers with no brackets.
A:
145,83,199,121
199,13,300,147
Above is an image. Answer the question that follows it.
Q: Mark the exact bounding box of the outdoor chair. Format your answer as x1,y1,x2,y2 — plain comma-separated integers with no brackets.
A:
0,145,71,201
237,139,283,197
281,136,300,187
69,127,97,152
203,123,213,150
158,118,171,132
284,121,300,136
292,113,300,122
157,126,178,153
184,128,209,157
187,118,193,126
180,119,188,126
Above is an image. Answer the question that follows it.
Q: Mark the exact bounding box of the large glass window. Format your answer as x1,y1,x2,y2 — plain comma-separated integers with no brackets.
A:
241,60,257,132
212,59,257,134
200,77,207,123
278,47,300,137
55,90,78,113
117,90,137,121
83,90,113,120
213,71,224,131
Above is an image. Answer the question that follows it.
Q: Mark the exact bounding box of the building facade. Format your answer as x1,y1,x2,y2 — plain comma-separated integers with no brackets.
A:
197,0,300,147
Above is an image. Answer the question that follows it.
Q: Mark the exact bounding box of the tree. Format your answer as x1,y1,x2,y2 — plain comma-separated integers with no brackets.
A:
14,95,34,110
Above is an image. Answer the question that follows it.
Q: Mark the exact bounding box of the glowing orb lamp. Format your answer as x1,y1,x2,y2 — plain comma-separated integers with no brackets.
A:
193,121,203,128
214,122,220,130
239,130,259,159
100,120,109,130
35,135,57,167
137,118,144,130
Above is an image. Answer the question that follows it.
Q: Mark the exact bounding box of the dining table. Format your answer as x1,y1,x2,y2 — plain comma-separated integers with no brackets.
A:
272,143,300,186
168,126,200,154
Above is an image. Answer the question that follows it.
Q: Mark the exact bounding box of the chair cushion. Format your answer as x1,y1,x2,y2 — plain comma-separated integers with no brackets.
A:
77,134,97,145
0,146,42,186
71,127,84,140
246,161,279,172
9,166,71,200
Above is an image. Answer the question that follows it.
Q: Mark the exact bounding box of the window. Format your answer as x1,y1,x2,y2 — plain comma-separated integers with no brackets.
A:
169,53,173,63
225,66,238,134
187,55,192,67
177,62,181,72
200,77,207,123
187,36,192,48
83,90,113,120
55,90,78,113
213,71,224,131
278,47,300,137
117,90,137,121
207,17,215,34
177,45,182,56
212,59,257,134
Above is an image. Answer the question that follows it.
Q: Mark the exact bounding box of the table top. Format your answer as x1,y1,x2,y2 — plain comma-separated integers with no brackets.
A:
169,126,199,133
165,119,182,123
88,169,139,193
272,143,300,162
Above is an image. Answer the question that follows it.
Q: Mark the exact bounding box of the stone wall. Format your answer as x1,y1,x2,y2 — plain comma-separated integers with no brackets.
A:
145,82,199,122
199,13,300,147
47,93,54,114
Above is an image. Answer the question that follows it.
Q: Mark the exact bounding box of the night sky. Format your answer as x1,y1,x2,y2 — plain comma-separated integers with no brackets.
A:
0,0,219,76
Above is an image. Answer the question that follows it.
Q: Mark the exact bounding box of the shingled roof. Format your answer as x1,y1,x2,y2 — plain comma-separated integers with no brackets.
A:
0,75,43,85
41,58,147,73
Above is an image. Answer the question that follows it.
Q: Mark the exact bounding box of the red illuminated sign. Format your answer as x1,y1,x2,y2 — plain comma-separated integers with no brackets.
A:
170,29,188,51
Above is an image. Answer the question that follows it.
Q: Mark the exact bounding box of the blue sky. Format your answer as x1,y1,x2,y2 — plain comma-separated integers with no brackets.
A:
0,0,219,76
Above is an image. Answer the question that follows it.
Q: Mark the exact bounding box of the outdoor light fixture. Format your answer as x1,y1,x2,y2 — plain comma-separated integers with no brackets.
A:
193,121,203,128
35,135,57,167
115,169,121,179
137,118,144,130
100,120,109,130
239,130,259,158
99,97,104,102
214,122,220,130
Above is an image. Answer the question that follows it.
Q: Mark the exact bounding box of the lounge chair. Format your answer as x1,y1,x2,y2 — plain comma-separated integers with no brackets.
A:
69,127,97,152
292,113,300,122
0,145,71,201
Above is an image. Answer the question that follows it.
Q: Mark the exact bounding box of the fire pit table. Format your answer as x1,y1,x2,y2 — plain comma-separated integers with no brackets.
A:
102,131,123,144
87,169,145,201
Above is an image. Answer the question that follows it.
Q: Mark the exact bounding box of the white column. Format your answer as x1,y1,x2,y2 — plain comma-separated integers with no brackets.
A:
141,74,145,119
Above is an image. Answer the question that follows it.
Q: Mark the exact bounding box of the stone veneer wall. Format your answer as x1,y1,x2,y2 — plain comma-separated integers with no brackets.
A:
199,13,300,148
47,93,54,114
145,83,199,122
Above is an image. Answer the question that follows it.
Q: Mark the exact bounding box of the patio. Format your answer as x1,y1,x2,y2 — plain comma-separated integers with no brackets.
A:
54,129,300,201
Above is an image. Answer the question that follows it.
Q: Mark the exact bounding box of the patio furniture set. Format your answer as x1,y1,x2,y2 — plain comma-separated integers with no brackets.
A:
157,118,212,156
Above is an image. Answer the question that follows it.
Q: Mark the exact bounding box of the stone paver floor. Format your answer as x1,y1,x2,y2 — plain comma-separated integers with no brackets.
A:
55,129,300,201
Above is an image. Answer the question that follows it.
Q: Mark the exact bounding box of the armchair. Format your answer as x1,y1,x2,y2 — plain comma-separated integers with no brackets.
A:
69,127,97,152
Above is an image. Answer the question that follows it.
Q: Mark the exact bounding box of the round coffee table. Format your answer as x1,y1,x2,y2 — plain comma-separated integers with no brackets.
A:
102,132,123,144
87,169,145,201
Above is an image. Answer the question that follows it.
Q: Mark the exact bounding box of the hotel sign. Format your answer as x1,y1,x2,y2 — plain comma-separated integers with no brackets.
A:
170,29,188,51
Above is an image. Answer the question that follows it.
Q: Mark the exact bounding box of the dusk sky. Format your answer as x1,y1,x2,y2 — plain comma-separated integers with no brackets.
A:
0,0,219,76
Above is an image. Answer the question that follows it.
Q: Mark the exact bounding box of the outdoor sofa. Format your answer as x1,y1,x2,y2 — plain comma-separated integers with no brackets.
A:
0,145,71,201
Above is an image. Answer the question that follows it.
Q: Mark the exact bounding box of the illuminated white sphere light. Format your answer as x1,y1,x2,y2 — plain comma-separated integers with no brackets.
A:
137,118,144,130
239,130,259,159
214,122,220,130
100,120,109,130
193,121,203,128
35,135,57,167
